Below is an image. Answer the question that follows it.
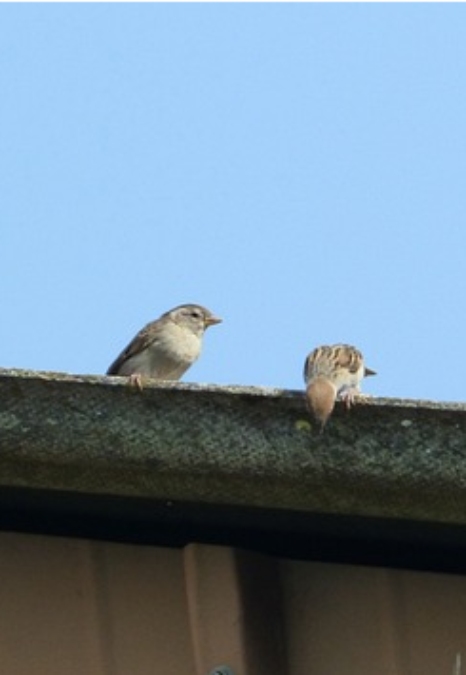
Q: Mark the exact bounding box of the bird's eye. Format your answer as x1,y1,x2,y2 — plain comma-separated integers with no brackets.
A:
191,310,201,319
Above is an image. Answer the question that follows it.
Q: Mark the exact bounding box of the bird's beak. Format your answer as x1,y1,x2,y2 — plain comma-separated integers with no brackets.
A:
204,315,222,327
364,367,377,377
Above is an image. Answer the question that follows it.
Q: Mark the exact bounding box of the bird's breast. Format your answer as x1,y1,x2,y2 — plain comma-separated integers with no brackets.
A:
333,363,365,393
166,325,202,360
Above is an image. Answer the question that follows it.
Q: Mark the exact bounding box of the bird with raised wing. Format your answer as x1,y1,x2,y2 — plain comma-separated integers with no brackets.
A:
303,344,376,430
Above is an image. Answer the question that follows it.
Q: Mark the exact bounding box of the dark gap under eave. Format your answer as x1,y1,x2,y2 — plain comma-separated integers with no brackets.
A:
0,486,465,575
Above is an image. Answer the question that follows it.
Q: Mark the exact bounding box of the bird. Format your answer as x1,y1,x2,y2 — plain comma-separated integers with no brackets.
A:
107,304,222,388
303,344,376,431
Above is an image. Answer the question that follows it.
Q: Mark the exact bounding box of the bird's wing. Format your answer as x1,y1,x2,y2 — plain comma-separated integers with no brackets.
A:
106,321,160,375
304,344,367,382
331,344,365,374
303,346,329,381
303,350,315,381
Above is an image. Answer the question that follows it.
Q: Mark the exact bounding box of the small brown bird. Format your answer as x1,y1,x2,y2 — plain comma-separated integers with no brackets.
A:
303,344,376,430
107,304,222,388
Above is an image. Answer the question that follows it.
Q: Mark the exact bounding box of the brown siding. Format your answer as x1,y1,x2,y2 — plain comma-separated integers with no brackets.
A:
281,560,466,675
0,532,464,675
0,533,194,675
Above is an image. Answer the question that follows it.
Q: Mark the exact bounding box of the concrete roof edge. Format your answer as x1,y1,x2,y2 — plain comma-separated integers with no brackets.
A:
1,366,465,411
1,367,466,530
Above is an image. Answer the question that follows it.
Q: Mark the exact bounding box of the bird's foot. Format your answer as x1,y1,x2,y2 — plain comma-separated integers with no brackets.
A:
338,387,361,409
127,373,145,391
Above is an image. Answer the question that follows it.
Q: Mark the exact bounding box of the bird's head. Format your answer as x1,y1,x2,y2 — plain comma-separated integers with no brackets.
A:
168,304,222,335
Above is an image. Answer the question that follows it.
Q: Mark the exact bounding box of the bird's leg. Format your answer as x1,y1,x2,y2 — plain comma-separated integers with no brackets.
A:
338,386,360,409
339,387,372,408
128,373,145,391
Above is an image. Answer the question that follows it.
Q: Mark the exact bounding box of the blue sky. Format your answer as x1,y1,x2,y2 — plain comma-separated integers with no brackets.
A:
1,4,465,402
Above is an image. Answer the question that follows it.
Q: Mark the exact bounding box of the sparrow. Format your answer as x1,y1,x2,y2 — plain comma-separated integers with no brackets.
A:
303,344,376,430
107,304,222,388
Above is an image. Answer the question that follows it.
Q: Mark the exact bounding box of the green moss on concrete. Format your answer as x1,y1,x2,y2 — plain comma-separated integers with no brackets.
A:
0,368,466,525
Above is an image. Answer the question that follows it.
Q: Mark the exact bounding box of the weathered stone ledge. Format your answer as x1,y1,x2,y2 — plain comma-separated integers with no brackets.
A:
1,367,465,527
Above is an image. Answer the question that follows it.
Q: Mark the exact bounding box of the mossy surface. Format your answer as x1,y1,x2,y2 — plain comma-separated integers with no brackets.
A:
1,368,466,525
